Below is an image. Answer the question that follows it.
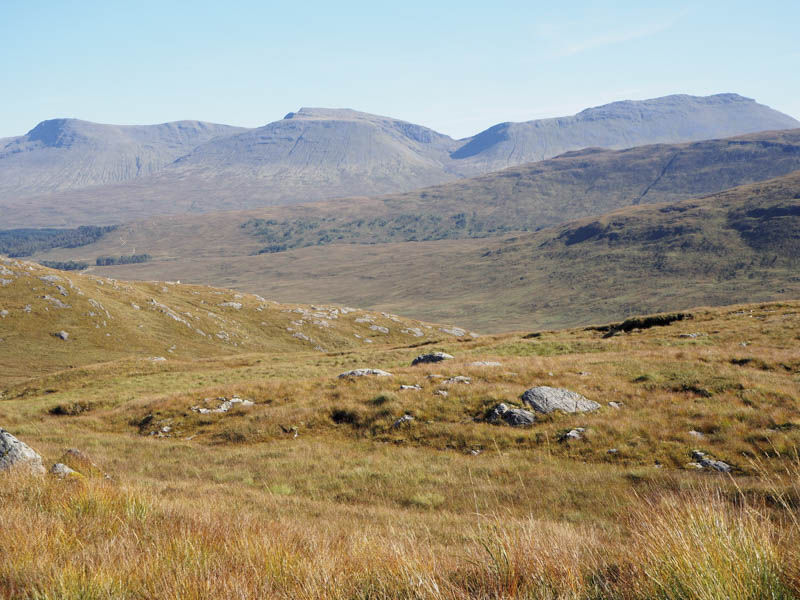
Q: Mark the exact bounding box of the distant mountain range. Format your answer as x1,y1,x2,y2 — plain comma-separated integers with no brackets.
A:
32,129,800,258
2,93,798,228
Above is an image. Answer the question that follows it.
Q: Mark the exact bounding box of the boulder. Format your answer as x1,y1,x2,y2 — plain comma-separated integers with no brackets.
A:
470,361,501,367
521,386,600,414
54,330,70,341
487,403,536,427
50,463,80,478
411,352,453,366
0,428,45,474
444,376,471,385
338,368,392,378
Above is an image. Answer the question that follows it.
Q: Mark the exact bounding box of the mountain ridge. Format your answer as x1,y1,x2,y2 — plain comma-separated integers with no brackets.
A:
25,128,800,254
2,93,797,228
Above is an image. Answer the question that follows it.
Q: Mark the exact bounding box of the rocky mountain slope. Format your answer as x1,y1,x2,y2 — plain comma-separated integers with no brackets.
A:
453,93,799,171
0,119,245,199
2,94,797,227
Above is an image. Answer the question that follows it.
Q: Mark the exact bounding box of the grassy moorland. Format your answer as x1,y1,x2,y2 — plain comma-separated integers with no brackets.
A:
1,261,799,598
38,168,800,332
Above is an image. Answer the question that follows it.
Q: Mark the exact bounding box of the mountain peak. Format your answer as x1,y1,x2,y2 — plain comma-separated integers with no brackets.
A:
26,118,88,148
284,107,369,121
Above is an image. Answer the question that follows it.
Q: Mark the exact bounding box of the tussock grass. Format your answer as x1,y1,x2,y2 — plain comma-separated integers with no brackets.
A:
2,277,800,597
2,470,798,599
634,491,799,599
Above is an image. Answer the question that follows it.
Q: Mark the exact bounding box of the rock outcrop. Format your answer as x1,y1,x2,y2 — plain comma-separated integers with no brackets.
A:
690,450,732,472
521,386,600,414
338,368,392,378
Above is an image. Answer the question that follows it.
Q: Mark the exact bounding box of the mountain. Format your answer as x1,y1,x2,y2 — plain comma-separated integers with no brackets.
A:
0,119,246,199
31,169,800,332
2,93,797,228
453,93,800,172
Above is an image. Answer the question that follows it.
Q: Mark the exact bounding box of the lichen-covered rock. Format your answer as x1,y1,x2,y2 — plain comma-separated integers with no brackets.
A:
487,403,536,427
0,428,45,474
469,361,501,367
411,352,453,366
521,386,600,414
338,368,392,378
50,462,80,478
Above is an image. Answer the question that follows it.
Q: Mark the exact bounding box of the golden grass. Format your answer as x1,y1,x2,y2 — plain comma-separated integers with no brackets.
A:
1,268,799,597
1,468,798,599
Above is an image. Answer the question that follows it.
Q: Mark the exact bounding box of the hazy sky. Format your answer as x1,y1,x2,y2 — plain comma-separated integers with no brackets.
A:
2,0,798,139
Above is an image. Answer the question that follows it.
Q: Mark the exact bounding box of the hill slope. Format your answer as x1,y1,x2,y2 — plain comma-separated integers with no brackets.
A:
1,294,799,597
3,94,797,227
0,260,468,385
37,170,800,332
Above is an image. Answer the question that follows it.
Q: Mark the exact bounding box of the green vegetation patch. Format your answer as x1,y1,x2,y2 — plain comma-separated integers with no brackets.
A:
38,260,90,271
242,212,518,254
0,225,116,257
96,254,151,266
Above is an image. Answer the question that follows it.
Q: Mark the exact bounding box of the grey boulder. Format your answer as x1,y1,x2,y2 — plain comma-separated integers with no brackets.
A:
487,403,536,427
0,428,45,474
411,352,453,366
521,386,600,414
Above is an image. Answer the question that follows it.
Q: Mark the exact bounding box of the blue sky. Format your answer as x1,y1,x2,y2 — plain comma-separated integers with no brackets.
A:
2,0,798,139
